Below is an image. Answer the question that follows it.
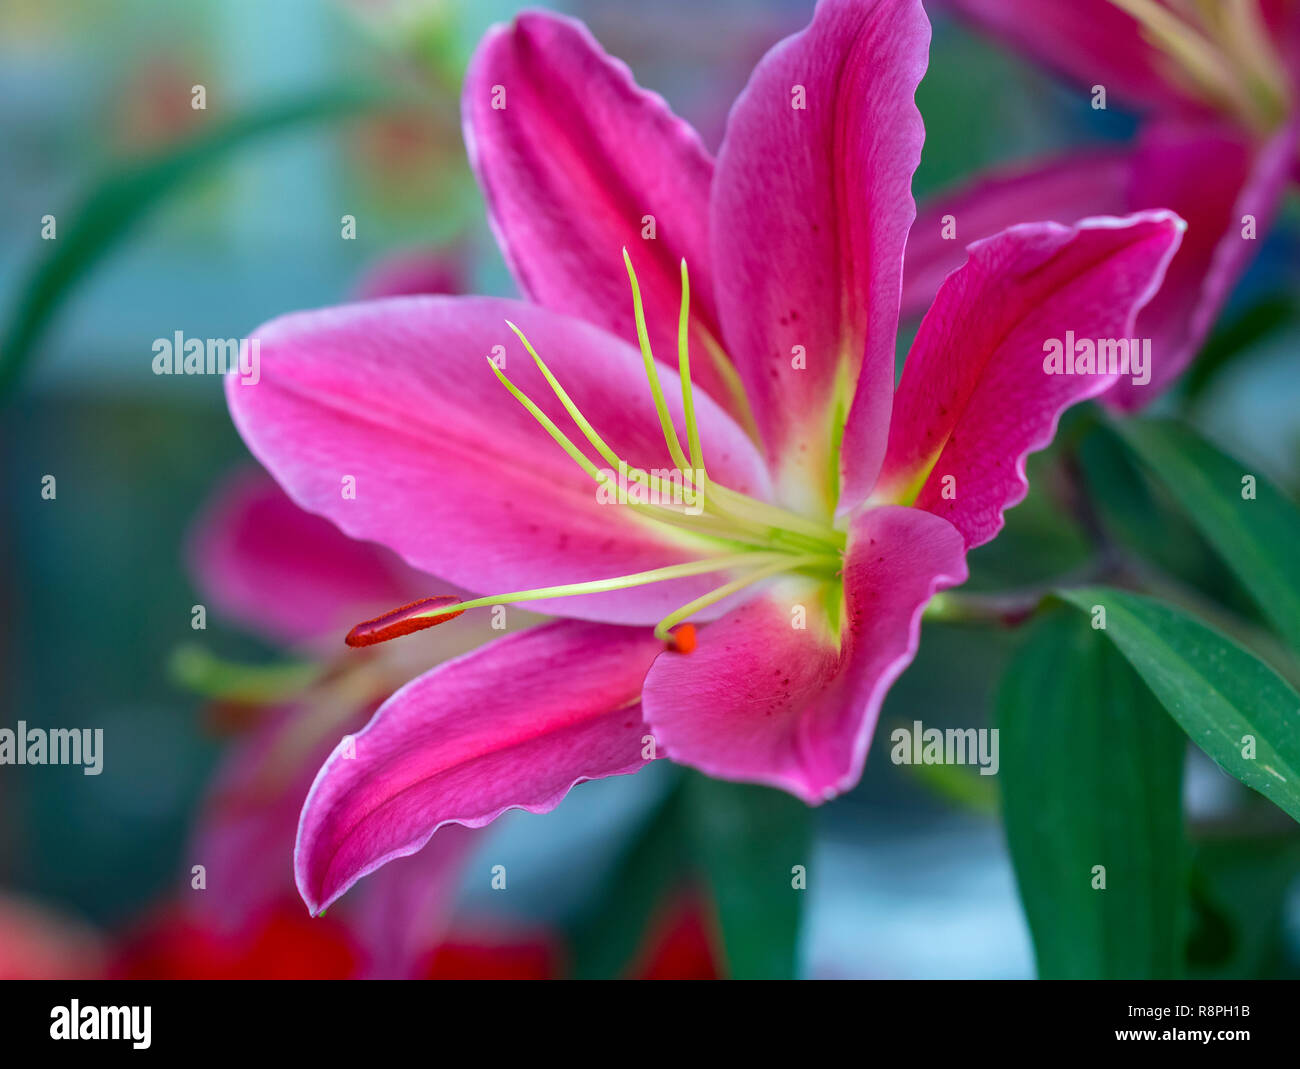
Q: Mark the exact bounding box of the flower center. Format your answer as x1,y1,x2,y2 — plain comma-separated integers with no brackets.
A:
346,251,845,650
1107,0,1291,132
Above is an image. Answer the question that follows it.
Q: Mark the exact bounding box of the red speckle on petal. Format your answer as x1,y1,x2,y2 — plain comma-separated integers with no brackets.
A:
345,595,464,647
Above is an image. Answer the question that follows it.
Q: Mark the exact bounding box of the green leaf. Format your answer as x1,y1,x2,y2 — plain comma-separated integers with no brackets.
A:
1186,833,1300,979
896,739,999,816
963,449,1091,592
568,775,694,980
1115,419,1300,652
1077,421,1242,606
169,644,321,703
1181,294,1300,406
1060,587,1300,823
682,772,812,980
997,609,1188,978
0,85,393,398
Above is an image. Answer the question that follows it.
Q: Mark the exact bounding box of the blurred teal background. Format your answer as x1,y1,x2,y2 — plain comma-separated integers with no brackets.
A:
3,0,1299,978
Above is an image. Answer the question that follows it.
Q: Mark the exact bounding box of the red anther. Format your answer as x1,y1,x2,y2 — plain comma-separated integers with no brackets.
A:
345,596,464,648
667,623,697,654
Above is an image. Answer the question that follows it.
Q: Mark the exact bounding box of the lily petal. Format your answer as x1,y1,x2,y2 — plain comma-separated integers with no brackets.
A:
187,467,430,644
875,212,1184,550
294,620,664,914
227,296,770,625
710,0,930,513
641,506,967,803
463,13,742,417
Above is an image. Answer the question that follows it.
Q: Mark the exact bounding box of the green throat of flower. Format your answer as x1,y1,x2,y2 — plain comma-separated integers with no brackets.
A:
346,250,846,652
1108,0,1291,132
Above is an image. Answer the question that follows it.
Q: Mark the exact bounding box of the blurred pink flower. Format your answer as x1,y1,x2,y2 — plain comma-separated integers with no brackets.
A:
906,0,1300,406
0,893,104,980
224,0,1183,914
187,466,486,976
184,247,487,977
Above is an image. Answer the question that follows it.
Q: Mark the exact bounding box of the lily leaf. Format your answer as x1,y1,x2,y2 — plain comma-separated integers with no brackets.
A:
0,86,392,398
1114,419,1300,652
998,609,1188,978
568,774,694,980
169,644,321,704
682,772,812,980
1187,832,1300,979
1060,587,1300,823
1181,293,1300,406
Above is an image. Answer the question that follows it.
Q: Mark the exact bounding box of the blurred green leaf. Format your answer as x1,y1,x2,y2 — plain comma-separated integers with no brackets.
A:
963,450,1091,592
169,644,321,703
899,744,1000,816
683,773,812,980
1181,294,1300,406
1114,419,1300,652
1078,421,1241,605
568,776,695,980
998,609,1188,979
1187,833,1300,979
0,85,393,398
1061,588,1300,823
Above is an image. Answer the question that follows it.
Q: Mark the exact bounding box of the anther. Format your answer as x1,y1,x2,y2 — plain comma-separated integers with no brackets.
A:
345,596,464,648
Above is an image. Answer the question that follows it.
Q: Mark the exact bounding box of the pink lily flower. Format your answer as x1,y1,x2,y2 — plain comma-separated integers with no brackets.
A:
225,0,1184,915
906,0,1300,406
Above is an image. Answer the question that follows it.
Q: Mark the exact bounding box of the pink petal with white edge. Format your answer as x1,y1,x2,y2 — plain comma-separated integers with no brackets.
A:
294,620,665,914
641,506,967,803
187,467,433,645
227,296,770,626
463,13,743,419
874,212,1184,551
710,0,930,513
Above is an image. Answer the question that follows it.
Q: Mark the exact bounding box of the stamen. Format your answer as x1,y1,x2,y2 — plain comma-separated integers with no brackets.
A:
499,317,840,554
340,252,854,653
493,329,741,544
652,553,839,641
394,553,789,626
486,357,608,485
677,259,705,474
623,248,692,474
505,321,680,504
345,596,464,647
